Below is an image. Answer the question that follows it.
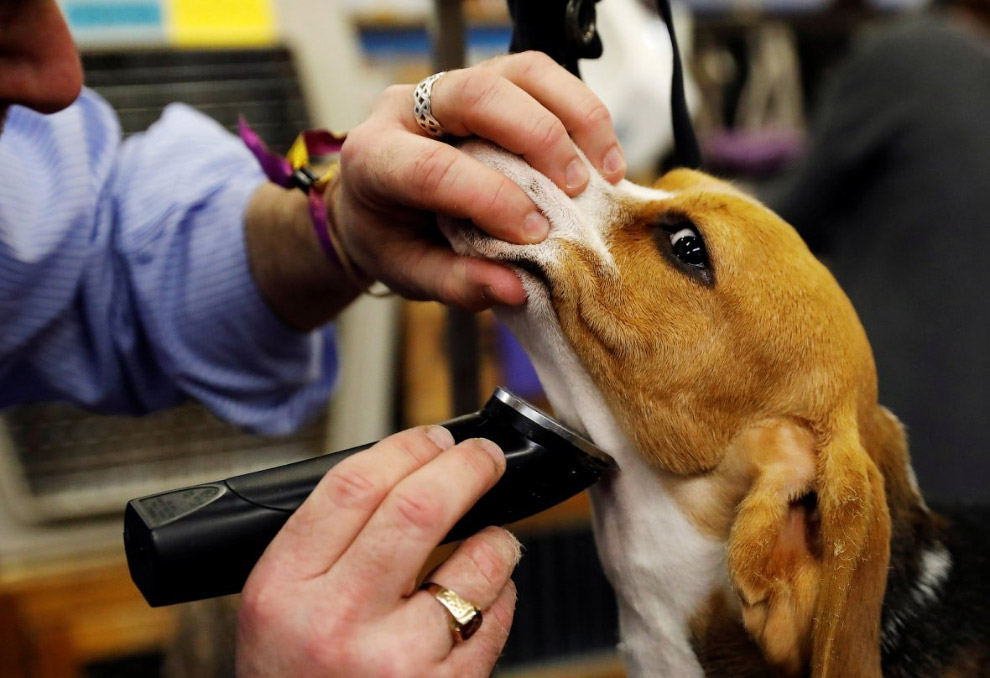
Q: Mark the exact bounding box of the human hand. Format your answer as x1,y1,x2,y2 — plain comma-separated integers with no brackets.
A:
334,51,626,310
235,426,522,678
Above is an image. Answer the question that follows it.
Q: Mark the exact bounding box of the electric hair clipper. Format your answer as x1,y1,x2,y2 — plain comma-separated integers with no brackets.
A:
124,388,614,607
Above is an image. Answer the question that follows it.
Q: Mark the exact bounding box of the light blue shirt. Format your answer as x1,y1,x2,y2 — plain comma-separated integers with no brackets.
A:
0,89,336,435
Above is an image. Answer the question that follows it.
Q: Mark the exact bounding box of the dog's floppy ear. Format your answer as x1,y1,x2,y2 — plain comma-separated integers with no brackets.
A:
809,419,889,678
727,414,890,677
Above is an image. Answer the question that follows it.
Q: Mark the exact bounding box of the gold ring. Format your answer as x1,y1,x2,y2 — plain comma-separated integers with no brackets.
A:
420,582,483,642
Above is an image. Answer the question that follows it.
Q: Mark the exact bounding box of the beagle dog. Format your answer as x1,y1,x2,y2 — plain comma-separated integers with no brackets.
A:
440,141,990,677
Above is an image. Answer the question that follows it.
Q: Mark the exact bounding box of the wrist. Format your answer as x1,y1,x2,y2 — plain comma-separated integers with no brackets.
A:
319,171,374,291
244,181,363,331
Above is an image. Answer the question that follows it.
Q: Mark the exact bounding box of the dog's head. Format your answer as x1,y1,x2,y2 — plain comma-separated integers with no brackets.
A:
443,140,912,677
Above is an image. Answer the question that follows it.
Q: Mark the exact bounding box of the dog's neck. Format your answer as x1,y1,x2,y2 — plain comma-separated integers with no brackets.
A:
496,304,727,677
588,446,728,678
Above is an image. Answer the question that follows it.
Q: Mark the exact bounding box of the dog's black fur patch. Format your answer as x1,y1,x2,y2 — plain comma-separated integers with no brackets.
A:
882,504,990,677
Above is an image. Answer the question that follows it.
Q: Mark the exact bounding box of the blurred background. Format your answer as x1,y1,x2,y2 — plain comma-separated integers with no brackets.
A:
1,0,986,676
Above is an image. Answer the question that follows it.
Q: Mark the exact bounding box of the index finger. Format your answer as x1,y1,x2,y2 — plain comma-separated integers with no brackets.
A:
344,127,550,245
254,426,456,582
425,67,591,197
326,438,507,610
483,51,627,184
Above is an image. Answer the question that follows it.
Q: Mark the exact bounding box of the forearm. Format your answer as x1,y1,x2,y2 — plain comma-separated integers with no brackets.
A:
1,95,340,432
245,179,369,332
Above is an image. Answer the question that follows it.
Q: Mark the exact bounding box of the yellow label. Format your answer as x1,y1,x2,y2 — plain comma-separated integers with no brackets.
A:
166,0,276,46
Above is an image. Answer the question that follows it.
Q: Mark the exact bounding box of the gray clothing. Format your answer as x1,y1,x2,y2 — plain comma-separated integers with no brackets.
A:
770,16,990,502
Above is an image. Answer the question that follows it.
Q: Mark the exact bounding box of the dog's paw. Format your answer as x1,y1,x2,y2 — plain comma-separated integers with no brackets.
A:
732,563,816,677
729,491,820,676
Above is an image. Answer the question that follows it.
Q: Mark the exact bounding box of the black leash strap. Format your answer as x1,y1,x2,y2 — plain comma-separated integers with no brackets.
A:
506,0,702,169
654,0,702,169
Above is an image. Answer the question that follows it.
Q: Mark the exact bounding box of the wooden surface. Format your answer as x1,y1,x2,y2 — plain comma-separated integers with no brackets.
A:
498,652,626,678
402,301,502,426
0,507,607,678
0,553,177,678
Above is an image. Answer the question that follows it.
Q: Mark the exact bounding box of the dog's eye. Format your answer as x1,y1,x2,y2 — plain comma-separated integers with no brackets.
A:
654,219,714,285
668,227,707,268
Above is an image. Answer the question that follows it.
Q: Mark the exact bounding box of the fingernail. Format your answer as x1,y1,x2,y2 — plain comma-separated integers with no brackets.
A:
565,158,589,191
603,145,625,176
473,438,505,466
425,425,455,450
523,212,550,243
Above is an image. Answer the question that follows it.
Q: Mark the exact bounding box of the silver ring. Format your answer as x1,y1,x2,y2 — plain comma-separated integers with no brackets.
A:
413,71,447,138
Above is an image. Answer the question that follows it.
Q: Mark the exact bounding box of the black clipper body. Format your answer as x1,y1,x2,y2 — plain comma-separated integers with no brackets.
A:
125,388,614,607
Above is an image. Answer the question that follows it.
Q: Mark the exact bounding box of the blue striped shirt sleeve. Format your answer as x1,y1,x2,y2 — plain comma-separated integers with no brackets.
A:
0,88,336,434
